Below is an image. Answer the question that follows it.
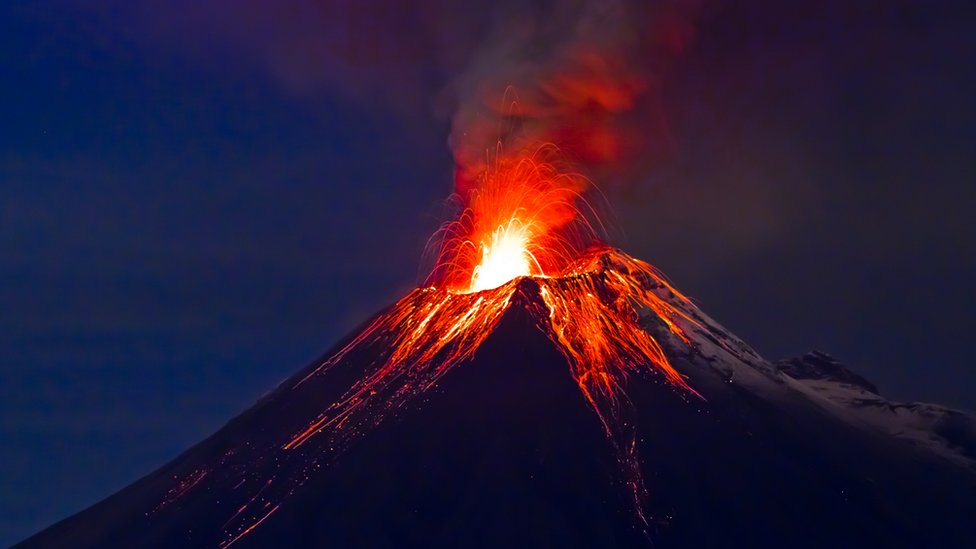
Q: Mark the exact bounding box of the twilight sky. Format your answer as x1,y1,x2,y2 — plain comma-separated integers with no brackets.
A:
2,0,975,545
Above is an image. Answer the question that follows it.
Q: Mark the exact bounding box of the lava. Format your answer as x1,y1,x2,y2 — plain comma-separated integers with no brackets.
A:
281,149,703,535
428,145,598,293
281,245,702,537
169,148,705,546
468,220,535,292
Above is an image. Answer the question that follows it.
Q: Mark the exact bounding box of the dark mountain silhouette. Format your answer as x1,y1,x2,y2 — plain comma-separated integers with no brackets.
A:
15,268,976,548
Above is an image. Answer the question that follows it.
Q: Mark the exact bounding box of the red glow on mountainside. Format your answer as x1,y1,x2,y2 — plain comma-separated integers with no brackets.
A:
281,149,703,533
165,149,706,547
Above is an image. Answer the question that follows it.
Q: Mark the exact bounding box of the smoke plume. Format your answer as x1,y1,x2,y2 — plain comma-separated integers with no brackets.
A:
97,0,708,190
447,0,707,192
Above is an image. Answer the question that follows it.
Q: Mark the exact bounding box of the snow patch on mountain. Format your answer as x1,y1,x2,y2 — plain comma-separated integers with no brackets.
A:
647,281,976,470
775,351,976,468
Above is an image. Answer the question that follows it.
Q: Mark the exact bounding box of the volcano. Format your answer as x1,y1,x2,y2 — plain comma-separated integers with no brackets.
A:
15,245,976,548
14,146,976,549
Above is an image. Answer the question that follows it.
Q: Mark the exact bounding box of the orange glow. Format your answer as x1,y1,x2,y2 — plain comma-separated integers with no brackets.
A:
203,149,705,545
429,145,596,293
278,149,706,533
284,284,516,450
468,220,536,292
286,240,703,535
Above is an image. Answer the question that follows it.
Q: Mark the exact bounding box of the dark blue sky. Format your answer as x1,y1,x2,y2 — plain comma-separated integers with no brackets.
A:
2,1,975,545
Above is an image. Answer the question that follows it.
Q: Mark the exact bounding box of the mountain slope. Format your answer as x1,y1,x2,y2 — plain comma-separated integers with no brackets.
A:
776,351,976,466
16,268,976,548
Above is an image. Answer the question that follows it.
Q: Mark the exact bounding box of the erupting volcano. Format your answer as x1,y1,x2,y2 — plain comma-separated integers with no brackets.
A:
17,150,976,548
285,146,706,536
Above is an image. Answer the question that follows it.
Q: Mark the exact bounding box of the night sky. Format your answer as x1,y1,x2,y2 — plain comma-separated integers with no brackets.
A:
2,1,975,545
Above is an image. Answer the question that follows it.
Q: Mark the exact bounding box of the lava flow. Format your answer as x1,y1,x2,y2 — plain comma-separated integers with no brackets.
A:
282,147,704,535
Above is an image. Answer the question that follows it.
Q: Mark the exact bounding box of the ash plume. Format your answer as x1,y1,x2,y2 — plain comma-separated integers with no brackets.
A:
95,0,709,188
447,0,708,193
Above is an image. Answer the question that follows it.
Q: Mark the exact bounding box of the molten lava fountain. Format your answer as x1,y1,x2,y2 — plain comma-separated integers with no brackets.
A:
279,148,704,540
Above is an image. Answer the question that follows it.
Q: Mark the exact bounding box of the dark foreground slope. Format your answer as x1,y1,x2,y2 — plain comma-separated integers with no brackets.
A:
16,282,976,548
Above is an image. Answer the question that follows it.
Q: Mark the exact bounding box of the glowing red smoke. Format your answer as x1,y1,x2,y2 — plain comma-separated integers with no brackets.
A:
449,0,708,193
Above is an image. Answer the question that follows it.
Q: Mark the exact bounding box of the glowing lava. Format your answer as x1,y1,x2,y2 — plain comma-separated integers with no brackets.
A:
468,221,537,292
171,148,706,546
428,145,597,293
281,245,702,539
278,149,704,536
